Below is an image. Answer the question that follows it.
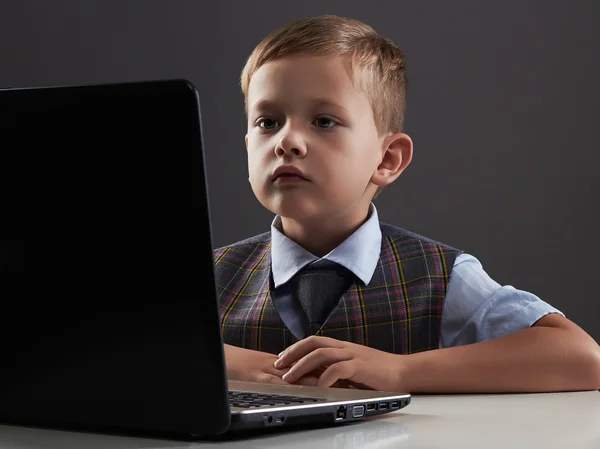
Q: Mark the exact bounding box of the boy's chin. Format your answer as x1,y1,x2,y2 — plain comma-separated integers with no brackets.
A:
264,196,326,222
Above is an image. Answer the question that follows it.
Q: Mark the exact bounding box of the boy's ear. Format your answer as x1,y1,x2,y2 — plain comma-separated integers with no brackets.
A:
371,133,413,188
245,134,249,150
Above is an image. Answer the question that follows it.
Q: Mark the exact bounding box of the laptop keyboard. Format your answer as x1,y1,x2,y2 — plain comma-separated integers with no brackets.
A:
229,391,326,408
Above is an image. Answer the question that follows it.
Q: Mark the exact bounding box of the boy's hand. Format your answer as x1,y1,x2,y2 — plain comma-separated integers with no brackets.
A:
224,344,291,385
223,343,355,388
274,336,404,391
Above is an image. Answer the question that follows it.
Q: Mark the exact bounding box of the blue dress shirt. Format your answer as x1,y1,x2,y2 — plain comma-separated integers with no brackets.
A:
270,204,563,348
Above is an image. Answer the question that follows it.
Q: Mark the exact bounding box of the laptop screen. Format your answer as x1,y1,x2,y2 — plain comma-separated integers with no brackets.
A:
0,80,230,435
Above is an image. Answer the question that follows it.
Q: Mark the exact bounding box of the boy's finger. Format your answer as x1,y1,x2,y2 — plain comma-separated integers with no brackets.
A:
276,336,343,368
282,348,349,383
267,367,291,378
265,374,290,385
292,375,320,387
317,361,356,388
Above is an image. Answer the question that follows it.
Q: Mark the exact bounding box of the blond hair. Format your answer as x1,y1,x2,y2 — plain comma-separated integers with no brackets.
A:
240,15,408,135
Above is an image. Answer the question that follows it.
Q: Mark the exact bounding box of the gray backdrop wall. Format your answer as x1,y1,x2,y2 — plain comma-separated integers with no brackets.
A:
2,0,598,341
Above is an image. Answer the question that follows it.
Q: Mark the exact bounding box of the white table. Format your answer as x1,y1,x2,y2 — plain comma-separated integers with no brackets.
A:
1,390,598,449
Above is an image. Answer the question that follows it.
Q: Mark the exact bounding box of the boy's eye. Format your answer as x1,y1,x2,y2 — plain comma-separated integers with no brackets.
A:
258,118,279,130
314,117,337,129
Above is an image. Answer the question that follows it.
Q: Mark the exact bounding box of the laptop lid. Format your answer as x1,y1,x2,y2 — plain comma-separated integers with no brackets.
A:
0,79,231,437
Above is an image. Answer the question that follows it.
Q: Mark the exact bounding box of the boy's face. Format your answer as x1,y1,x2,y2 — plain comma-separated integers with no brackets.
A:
245,54,385,222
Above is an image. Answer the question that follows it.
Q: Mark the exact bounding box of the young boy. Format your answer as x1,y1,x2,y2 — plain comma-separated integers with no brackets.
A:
214,15,600,393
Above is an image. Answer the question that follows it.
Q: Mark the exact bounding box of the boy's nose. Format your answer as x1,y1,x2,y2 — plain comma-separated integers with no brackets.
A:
274,134,307,158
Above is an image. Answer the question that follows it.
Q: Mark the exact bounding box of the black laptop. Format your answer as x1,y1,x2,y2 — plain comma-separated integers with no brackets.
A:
0,79,411,439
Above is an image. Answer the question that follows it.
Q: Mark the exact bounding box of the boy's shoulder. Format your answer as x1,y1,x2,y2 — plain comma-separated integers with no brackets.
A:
379,222,463,253
213,231,271,260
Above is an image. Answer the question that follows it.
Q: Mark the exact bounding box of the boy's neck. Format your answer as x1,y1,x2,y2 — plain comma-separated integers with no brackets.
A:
279,204,372,257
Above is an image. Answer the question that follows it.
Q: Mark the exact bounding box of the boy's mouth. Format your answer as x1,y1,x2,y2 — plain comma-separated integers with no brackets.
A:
271,165,309,183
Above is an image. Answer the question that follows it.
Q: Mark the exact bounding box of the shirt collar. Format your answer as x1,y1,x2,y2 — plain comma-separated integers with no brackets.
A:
270,204,382,287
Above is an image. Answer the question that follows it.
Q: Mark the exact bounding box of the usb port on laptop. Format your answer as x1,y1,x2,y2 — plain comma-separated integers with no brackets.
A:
378,401,388,410
390,401,399,409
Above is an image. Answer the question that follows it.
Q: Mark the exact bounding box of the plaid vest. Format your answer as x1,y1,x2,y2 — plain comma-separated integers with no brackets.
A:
214,223,462,355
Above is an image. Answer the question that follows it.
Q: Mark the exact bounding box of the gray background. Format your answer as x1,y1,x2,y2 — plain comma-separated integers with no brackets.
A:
2,0,598,341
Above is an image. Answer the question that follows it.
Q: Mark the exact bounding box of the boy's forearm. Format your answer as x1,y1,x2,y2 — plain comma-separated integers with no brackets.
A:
401,323,600,393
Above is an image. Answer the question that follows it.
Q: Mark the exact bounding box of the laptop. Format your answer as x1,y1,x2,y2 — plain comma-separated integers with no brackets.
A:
0,79,411,439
